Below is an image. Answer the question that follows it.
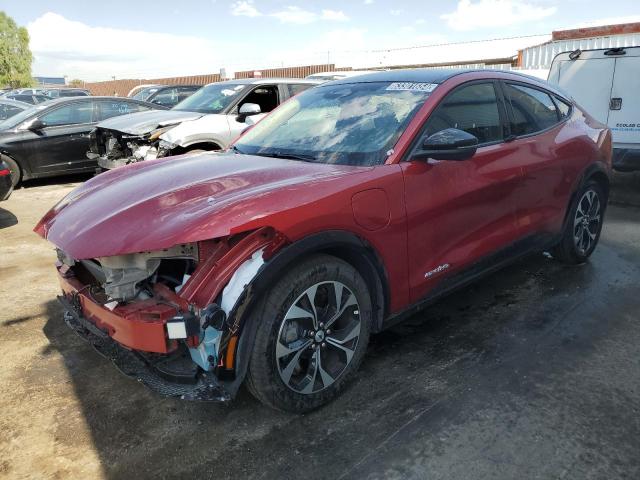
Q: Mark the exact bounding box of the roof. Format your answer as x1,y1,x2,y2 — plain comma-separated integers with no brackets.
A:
206,78,322,87
552,22,640,41
38,96,154,106
0,98,30,108
328,68,467,85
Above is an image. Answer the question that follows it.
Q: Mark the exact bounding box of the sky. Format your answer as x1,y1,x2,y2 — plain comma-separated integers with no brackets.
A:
1,0,639,81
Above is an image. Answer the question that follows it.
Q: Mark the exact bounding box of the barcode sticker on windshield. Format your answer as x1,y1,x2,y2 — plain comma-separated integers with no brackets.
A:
386,82,438,92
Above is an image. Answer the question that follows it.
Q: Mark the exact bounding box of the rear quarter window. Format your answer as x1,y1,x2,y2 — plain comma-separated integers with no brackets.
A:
554,96,572,119
505,83,559,136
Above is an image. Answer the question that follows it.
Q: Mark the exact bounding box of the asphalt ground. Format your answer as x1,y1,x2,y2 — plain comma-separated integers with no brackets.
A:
1,171,639,479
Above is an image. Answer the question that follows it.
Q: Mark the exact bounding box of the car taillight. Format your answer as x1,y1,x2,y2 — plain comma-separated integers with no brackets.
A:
0,169,10,177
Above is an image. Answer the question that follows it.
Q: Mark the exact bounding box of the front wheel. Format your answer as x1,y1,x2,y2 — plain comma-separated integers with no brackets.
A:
552,180,606,264
246,254,372,412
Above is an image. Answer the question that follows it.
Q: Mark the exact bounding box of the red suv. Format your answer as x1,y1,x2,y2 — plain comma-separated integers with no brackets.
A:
36,70,612,412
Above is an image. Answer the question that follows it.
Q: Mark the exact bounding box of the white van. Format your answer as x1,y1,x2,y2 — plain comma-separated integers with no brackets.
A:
548,46,640,171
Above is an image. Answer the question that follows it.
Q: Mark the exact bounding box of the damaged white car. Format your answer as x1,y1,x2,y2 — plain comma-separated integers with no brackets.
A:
88,78,320,170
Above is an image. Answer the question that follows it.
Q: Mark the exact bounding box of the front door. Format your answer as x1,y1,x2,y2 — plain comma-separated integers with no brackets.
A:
401,81,522,302
25,100,96,175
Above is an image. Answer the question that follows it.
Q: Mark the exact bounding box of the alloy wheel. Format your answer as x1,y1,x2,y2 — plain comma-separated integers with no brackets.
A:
276,281,361,394
574,189,601,255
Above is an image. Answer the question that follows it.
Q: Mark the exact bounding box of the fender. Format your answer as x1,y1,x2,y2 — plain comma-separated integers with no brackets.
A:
220,230,390,393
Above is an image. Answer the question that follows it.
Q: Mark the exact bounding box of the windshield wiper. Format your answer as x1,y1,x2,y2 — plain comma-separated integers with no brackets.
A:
254,152,317,162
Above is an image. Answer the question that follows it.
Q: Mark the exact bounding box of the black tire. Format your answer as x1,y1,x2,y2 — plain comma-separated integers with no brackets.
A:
1,155,21,188
552,180,606,264
246,254,372,413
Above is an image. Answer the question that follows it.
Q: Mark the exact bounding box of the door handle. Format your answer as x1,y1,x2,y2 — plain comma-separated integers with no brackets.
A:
610,98,622,110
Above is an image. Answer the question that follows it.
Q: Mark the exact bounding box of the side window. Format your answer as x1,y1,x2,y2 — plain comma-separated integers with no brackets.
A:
151,88,180,107
425,83,503,144
287,83,313,97
239,85,279,113
176,87,198,102
504,83,559,136
41,101,94,126
554,96,572,119
0,104,24,120
97,101,150,121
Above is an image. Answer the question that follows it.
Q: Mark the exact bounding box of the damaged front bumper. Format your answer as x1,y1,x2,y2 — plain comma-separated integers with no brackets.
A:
90,128,171,171
59,295,231,402
52,227,286,402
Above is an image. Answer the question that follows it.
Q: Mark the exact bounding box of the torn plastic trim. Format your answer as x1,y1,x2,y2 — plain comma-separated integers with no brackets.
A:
220,248,265,315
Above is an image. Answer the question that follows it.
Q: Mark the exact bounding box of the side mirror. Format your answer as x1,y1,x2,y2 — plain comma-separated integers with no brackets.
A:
27,118,47,131
237,103,261,122
412,128,478,161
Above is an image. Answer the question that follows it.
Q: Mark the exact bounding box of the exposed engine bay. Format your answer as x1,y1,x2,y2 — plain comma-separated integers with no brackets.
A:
57,243,199,303
89,125,178,170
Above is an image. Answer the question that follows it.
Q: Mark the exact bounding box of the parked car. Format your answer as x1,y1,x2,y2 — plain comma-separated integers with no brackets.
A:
0,98,30,121
0,159,13,201
5,93,50,105
0,97,165,186
43,88,92,98
89,78,320,170
36,69,611,412
144,85,201,107
548,46,640,171
128,84,163,99
305,70,380,81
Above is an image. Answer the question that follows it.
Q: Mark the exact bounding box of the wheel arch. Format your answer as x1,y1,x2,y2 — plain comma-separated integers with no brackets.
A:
561,162,610,233
225,230,389,392
171,141,223,155
0,151,24,185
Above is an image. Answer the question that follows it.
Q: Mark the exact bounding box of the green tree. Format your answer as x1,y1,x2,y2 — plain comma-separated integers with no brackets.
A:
0,12,33,88
68,79,84,88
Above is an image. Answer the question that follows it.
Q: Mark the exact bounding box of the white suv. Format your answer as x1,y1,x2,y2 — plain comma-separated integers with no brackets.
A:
89,78,320,170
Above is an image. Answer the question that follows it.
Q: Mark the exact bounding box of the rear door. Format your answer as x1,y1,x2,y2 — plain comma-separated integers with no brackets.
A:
25,99,97,175
500,81,574,237
402,81,521,302
555,58,614,124
608,54,640,146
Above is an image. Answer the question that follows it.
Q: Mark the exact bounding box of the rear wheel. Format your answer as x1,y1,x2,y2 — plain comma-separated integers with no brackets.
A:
246,254,371,412
552,180,606,264
2,156,21,188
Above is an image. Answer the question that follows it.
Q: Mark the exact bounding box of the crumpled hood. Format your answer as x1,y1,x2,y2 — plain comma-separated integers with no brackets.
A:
35,152,372,259
96,109,206,136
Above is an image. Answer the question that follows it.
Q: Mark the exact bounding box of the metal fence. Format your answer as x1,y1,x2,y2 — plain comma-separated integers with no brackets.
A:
84,64,338,97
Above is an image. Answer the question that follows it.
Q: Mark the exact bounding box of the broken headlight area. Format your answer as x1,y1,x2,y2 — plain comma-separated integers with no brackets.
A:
91,127,172,170
157,139,177,158
58,243,199,304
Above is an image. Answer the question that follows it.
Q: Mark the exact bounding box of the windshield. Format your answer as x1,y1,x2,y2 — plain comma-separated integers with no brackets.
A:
0,104,47,130
234,81,436,166
172,83,246,114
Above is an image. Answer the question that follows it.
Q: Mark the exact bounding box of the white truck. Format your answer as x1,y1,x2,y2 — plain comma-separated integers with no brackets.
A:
548,46,640,171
